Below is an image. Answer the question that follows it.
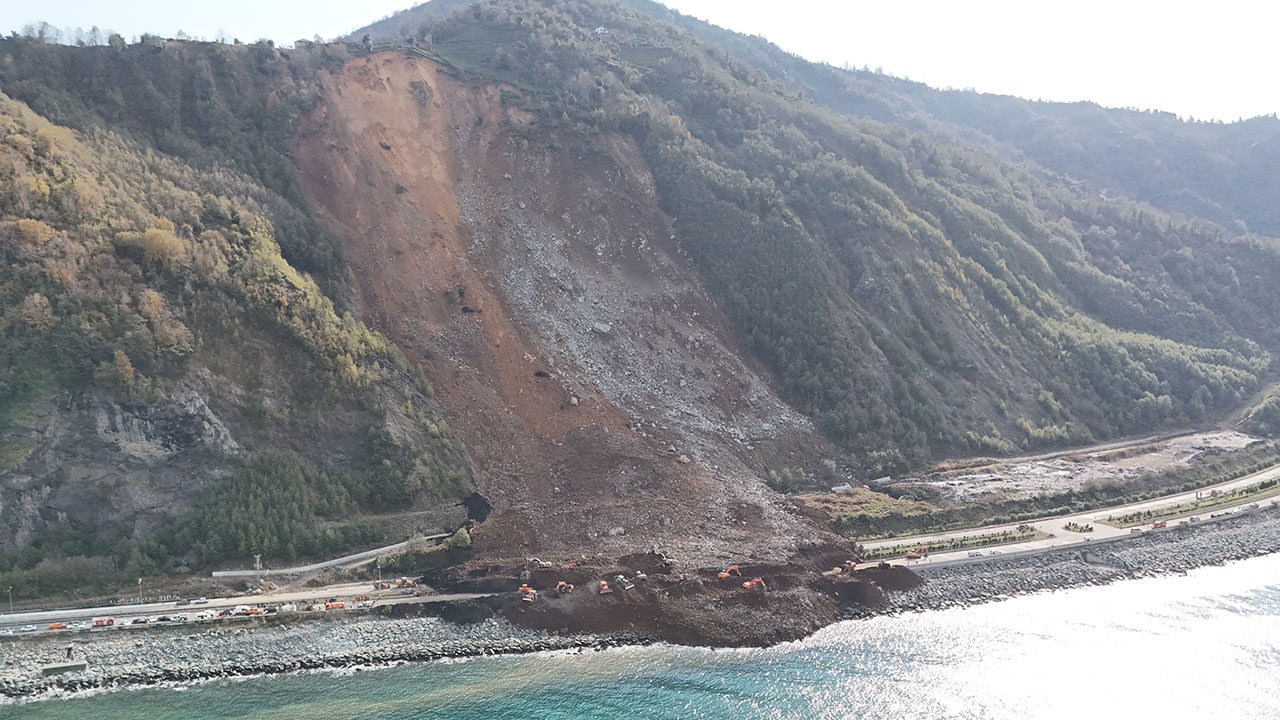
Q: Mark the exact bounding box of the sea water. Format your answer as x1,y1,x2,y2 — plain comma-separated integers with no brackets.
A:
8,552,1280,719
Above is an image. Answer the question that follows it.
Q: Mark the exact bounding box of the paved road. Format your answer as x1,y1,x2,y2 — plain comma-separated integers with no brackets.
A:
210,533,451,577
868,463,1280,566
0,580,493,632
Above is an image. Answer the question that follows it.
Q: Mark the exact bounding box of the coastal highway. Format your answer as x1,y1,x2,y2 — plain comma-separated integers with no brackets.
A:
864,461,1280,566
0,581,495,633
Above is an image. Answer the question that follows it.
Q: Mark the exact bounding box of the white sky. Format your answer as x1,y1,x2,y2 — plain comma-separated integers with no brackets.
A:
5,0,1276,121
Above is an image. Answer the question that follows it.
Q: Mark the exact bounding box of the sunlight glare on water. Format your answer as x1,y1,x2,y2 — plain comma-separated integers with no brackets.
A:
8,553,1280,720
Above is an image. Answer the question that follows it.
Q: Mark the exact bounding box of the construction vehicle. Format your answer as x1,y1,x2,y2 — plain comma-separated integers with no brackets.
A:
1151,520,1167,529
904,547,928,560
394,577,415,588
717,565,742,579
525,557,552,570
93,617,114,627
741,577,767,590
372,581,391,590
648,550,675,569
555,581,575,595
613,574,636,590
518,584,538,603
598,580,613,595
633,572,648,582
325,600,345,610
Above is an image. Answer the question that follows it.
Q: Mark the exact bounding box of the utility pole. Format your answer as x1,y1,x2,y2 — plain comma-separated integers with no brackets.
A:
377,557,382,587
6,586,11,615
137,577,142,606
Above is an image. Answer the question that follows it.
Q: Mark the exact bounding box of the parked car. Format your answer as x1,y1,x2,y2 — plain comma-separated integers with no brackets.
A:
20,625,38,632
175,599,191,606
130,617,149,625
192,597,209,605
0,628,13,636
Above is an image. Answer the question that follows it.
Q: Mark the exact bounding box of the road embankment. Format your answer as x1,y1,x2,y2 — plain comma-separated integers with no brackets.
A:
874,505,1280,615
0,615,650,700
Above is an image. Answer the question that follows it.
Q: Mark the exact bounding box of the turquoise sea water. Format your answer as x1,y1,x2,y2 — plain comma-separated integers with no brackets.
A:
8,552,1280,720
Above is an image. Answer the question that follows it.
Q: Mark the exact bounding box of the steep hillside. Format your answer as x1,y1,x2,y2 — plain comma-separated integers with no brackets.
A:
6,0,1280,620
295,52,835,564
0,42,475,597
360,0,1280,476
610,0,1280,238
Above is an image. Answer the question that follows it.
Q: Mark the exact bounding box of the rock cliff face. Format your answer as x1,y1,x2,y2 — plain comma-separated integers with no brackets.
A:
2,384,238,548
296,54,840,565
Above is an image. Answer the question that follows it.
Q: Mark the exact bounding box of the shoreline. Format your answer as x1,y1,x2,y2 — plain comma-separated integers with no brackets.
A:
871,504,1280,616
4,506,1279,702
0,616,652,702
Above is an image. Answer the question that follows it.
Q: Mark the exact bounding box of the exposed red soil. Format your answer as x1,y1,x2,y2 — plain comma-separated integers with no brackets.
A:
295,53,859,643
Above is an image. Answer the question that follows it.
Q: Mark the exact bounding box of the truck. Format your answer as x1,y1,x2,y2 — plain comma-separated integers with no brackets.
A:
92,617,114,627
1151,520,1167,529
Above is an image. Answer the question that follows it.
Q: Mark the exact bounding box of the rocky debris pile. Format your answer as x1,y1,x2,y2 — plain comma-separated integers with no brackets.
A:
878,506,1280,614
0,616,651,700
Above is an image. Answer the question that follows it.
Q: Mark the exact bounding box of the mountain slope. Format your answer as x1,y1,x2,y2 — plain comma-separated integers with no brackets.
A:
4,0,1280,611
607,0,1280,238
294,52,834,564
357,0,1280,475
0,42,475,596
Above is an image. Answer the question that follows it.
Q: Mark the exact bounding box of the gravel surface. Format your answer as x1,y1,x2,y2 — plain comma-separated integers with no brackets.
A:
0,615,650,700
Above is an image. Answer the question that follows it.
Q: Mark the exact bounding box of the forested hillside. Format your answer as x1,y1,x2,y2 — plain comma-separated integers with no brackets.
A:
611,0,1280,238
361,0,1280,473
0,40,473,595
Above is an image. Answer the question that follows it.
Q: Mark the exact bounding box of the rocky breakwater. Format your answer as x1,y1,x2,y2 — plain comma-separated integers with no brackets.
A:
881,504,1280,613
0,616,652,700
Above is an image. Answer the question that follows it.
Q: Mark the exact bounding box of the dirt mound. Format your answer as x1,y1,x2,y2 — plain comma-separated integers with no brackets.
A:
295,53,841,569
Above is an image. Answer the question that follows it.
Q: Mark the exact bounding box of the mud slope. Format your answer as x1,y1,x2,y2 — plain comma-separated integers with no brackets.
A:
296,54,839,565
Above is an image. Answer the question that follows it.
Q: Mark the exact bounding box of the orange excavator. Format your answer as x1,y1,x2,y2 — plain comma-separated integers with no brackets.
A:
741,577,767,590
598,580,613,595
904,547,928,560
518,583,538,603
555,581,575,595
717,565,742,579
